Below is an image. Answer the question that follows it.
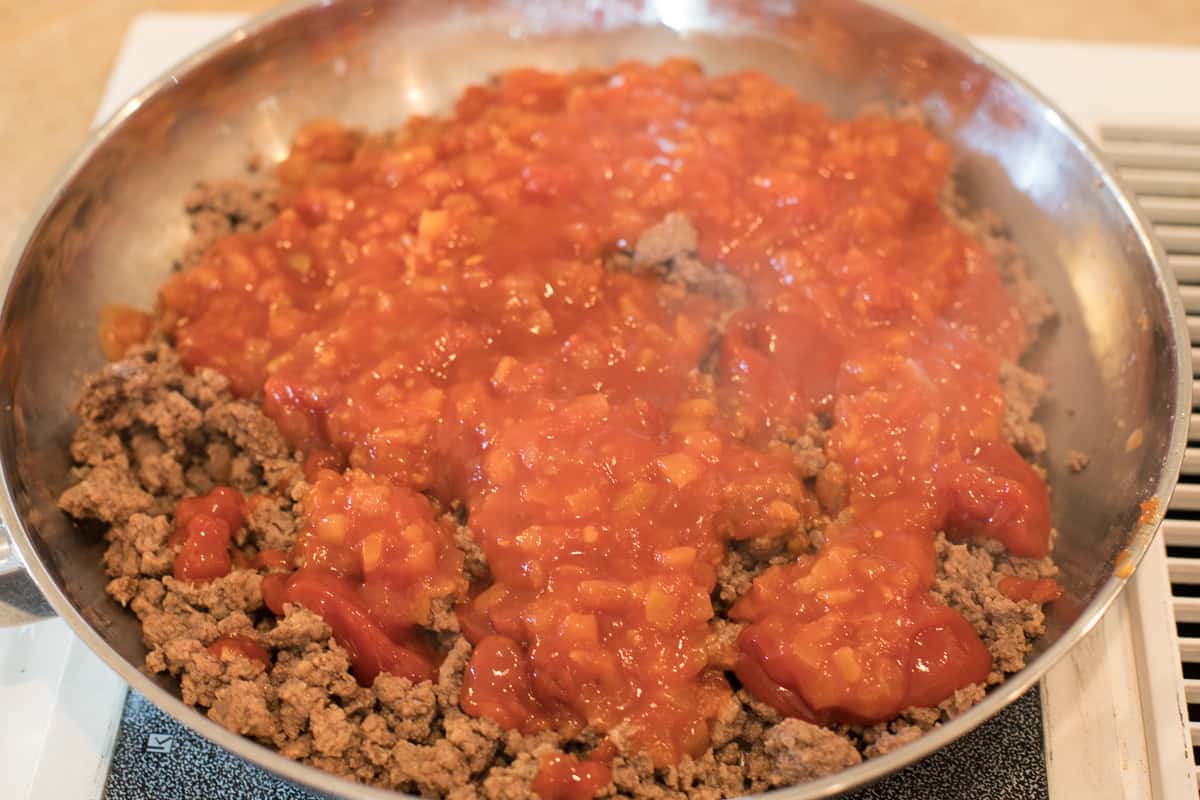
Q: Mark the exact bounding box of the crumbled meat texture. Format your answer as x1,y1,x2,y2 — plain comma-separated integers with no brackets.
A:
713,547,759,614
264,605,332,648
704,618,743,671
633,211,698,265
607,696,860,799
101,513,173,578
59,459,155,524
434,636,475,710
211,678,278,739
930,533,1052,677
996,251,1056,335
203,399,303,492
429,596,463,635
862,724,923,758
479,741,559,800
246,493,301,551
57,336,306,567
671,255,749,306
56,179,1060,799
162,571,264,618
373,674,438,740
180,177,278,269
781,414,829,480
453,519,489,582
1067,449,1089,473
612,212,748,307
858,683,986,757
999,361,1047,456
761,719,862,784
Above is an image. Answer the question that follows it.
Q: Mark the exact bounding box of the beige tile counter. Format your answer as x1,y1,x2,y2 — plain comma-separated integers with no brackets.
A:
1,0,1198,260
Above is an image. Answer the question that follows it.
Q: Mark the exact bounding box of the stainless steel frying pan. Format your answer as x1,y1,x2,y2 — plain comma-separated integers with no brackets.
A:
0,1,1188,797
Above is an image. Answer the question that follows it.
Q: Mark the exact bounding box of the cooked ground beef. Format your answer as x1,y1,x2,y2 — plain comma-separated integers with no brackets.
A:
58,186,1056,798
178,175,278,270
607,211,749,309
999,361,1049,458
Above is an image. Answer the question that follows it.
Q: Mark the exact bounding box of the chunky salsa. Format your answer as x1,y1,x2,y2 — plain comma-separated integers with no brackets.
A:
158,59,1052,787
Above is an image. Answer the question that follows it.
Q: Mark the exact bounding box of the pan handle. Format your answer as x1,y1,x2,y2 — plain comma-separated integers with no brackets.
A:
0,526,55,626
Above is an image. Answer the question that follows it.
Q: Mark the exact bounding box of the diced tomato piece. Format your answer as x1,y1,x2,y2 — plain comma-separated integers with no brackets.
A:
942,442,1052,558
172,487,246,546
173,514,233,582
207,636,271,667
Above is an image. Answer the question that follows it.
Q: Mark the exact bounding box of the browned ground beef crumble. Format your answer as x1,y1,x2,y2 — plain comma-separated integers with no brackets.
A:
58,173,1058,799
1066,449,1090,473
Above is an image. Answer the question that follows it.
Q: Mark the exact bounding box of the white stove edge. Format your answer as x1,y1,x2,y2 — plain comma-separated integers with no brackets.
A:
2,12,1196,800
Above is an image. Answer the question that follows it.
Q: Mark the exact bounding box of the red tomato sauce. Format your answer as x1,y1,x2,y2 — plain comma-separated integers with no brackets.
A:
531,752,614,800
171,486,247,582
158,60,1052,781
207,636,271,667
261,470,463,685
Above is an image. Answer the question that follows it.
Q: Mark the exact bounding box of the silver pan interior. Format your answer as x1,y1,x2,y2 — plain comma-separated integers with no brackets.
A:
0,0,1188,797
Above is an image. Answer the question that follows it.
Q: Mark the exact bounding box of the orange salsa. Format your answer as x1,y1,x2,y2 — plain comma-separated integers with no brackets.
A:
159,60,1051,777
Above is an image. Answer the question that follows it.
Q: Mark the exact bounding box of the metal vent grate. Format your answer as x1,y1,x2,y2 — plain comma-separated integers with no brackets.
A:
1101,125,1200,763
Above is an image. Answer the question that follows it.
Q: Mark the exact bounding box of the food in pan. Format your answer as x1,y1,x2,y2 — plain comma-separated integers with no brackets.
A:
60,60,1059,799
